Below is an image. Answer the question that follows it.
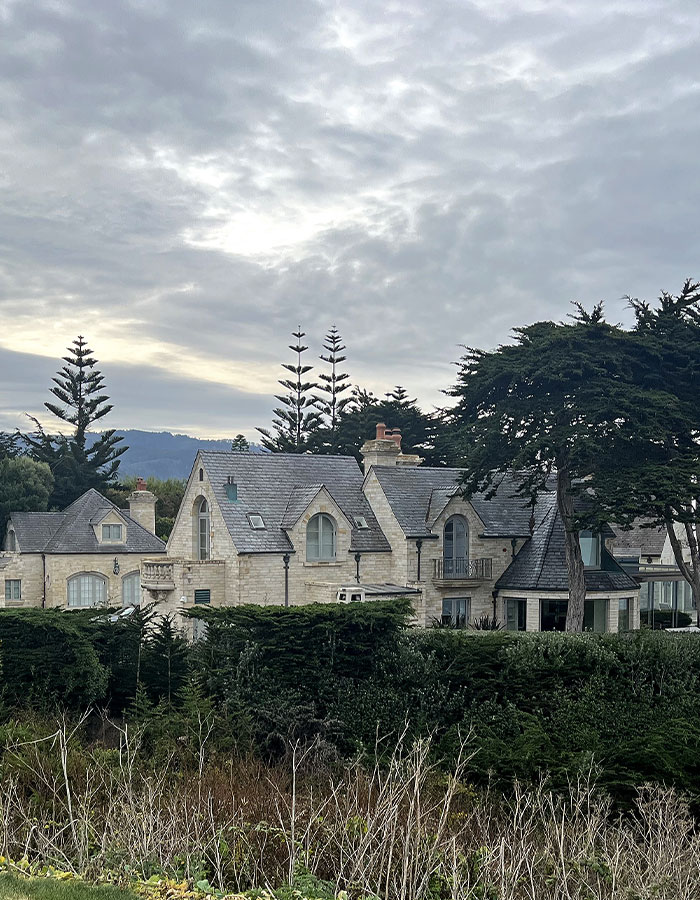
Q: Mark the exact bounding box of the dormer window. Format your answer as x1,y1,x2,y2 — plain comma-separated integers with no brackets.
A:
353,516,369,529
102,524,123,542
579,530,601,568
6,529,16,551
248,514,265,530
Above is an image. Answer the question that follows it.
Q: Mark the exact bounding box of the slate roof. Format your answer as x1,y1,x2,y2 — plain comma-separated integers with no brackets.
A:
371,467,533,538
610,519,667,557
199,451,391,554
10,489,165,554
495,493,638,593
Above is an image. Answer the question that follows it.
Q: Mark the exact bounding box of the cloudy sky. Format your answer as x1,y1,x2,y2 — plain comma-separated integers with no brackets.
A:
1,0,699,440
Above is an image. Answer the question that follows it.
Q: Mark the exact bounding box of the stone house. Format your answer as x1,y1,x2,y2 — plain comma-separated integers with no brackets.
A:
609,519,695,627
141,425,640,633
0,481,165,609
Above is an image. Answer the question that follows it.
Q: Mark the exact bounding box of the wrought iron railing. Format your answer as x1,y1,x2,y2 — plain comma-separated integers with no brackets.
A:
433,557,492,580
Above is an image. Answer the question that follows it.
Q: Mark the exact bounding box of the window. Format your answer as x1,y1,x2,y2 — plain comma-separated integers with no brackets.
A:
67,574,107,608
443,516,468,576
199,468,204,481
122,572,140,607
194,589,211,604
6,530,16,551
353,516,369,529
4,579,20,601
197,497,210,560
307,513,336,561
505,598,527,631
540,599,568,631
441,597,469,628
579,530,601,568
248,514,265,529
583,598,608,633
101,524,123,542
225,483,238,501
619,597,630,632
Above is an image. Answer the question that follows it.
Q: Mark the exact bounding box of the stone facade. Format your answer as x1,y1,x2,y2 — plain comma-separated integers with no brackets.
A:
144,442,640,634
1,486,164,610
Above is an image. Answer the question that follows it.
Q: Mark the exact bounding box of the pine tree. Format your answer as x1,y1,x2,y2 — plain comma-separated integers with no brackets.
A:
257,328,322,453
315,326,351,431
24,336,127,508
231,434,250,452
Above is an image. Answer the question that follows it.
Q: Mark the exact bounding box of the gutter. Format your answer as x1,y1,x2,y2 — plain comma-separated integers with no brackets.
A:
42,553,46,608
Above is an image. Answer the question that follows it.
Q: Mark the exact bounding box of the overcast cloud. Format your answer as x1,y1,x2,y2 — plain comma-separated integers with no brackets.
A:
1,0,699,439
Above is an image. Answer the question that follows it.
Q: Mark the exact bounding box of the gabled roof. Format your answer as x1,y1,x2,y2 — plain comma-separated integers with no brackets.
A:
371,467,533,538
496,493,638,593
199,451,390,554
610,519,667,557
10,488,165,554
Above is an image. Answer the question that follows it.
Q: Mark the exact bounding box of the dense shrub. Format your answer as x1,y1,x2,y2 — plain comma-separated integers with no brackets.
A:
3,602,700,799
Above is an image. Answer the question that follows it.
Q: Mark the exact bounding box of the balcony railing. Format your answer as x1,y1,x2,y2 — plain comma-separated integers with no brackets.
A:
433,557,492,581
141,560,175,591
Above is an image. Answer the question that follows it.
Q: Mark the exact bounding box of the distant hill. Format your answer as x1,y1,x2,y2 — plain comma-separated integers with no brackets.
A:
88,430,265,480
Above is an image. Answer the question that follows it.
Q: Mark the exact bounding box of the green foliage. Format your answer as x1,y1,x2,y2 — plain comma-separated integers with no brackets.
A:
0,456,54,535
231,434,250,452
0,875,138,899
257,329,322,453
108,476,185,539
23,336,127,508
314,385,445,465
0,608,108,709
4,603,700,801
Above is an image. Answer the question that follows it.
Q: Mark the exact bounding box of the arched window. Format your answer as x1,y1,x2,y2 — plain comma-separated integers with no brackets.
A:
197,497,210,560
307,513,336,561
443,515,468,577
199,468,204,481
67,573,107,608
122,571,141,607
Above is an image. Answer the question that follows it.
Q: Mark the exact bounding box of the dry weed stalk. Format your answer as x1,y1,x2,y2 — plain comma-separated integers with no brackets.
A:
2,720,700,898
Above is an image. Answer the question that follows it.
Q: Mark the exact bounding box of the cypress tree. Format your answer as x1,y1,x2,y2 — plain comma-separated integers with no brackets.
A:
24,336,126,508
257,328,322,452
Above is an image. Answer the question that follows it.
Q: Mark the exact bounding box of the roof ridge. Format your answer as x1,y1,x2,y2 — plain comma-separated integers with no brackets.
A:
534,498,561,590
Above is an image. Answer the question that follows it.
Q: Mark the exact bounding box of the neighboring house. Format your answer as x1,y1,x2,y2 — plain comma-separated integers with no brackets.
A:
610,519,695,627
141,424,640,633
0,480,165,609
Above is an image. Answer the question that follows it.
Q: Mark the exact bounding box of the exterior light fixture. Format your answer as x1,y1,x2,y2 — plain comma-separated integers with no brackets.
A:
113,557,120,575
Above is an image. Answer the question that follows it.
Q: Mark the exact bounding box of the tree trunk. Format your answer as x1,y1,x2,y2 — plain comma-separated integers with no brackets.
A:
556,465,586,632
665,515,700,627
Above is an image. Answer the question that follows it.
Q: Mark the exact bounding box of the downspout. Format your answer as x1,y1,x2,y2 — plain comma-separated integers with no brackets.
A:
416,539,423,581
42,553,46,608
283,553,290,607
492,589,498,618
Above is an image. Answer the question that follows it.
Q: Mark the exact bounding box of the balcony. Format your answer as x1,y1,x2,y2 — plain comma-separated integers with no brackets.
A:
141,559,175,592
432,557,492,582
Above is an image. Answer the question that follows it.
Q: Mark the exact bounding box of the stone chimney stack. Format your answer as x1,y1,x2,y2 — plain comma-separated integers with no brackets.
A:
128,478,157,535
360,422,401,475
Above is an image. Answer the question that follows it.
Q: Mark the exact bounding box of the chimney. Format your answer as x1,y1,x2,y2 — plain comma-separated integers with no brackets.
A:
360,423,401,475
128,477,157,535
386,428,402,449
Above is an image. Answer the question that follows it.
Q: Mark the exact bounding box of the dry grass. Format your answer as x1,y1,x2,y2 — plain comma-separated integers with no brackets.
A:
1,720,699,899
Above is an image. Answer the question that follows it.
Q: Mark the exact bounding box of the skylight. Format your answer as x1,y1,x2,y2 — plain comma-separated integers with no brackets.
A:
353,516,369,529
248,514,265,530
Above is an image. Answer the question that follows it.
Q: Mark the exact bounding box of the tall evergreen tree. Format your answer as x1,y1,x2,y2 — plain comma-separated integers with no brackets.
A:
257,328,322,453
315,326,351,431
446,310,667,632
24,336,126,508
592,280,700,622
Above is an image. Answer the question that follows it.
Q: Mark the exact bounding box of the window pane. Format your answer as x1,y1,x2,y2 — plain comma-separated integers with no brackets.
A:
5,580,20,600
320,516,335,559
584,598,607,633
541,599,568,631
618,597,630,632
506,598,526,631
122,573,140,607
579,531,600,567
